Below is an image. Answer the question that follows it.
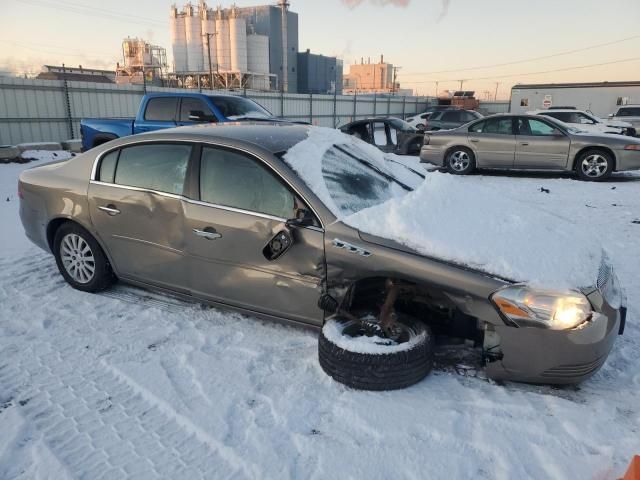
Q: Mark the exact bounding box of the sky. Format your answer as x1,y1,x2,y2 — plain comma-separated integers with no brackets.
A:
1,0,639,99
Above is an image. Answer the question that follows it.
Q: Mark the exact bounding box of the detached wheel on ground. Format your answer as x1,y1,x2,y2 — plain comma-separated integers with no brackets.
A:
318,316,434,391
446,147,476,175
575,149,614,181
53,222,114,293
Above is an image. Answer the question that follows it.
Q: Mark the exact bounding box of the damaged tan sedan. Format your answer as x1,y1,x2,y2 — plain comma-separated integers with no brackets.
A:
19,123,626,390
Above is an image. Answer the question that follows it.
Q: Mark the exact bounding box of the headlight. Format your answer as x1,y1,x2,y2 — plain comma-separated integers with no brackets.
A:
491,286,592,330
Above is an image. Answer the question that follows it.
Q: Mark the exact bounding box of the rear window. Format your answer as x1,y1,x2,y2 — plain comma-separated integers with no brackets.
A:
144,97,178,122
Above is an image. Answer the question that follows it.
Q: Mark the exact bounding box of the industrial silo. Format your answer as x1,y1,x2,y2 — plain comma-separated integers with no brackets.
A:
215,8,230,71
229,7,248,72
247,34,269,74
184,4,203,72
201,7,217,71
170,6,188,72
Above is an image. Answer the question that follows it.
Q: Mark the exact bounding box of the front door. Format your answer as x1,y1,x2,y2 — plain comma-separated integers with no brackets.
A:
372,121,395,153
183,145,325,326
176,97,217,126
467,117,516,167
88,142,192,291
515,117,571,169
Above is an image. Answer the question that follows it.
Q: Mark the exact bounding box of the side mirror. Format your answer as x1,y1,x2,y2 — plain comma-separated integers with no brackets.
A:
263,230,292,261
608,113,614,119
188,110,215,122
286,208,315,228
552,129,565,137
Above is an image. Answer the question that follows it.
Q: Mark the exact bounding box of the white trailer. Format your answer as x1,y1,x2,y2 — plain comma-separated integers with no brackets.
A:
510,81,640,118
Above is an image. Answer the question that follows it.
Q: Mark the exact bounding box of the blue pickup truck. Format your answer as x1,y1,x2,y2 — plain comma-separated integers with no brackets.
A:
80,92,280,151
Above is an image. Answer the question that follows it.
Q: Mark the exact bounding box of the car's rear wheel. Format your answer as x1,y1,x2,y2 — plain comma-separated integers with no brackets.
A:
318,316,434,391
575,149,613,181
446,147,476,175
53,222,114,293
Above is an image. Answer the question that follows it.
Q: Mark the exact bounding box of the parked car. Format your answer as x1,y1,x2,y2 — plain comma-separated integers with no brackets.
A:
424,109,483,131
609,105,640,133
339,117,424,155
19,123,625,389
420,114,640,180
80,93,281,151
405,106,459,130
529,108,636,136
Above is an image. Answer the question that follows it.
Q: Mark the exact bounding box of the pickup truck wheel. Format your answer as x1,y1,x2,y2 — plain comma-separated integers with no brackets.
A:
53,222,114,293
318,316,434,391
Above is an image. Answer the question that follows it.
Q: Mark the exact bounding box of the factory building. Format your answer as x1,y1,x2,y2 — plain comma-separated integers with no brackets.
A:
297,50,342,95
169,1,297,91
115,38,167,86
343,56,402,94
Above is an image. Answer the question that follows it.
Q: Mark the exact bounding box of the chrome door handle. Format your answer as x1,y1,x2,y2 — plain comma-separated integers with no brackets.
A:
98,205,120,216
193,228,222,240
470,138,479,143
520,142,529,146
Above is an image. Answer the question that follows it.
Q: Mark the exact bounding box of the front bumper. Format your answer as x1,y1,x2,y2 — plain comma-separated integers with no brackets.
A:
419,145,446,166
486,289,624,384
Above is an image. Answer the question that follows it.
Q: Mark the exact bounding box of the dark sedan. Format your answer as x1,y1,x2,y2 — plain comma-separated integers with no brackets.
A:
339,117,424,155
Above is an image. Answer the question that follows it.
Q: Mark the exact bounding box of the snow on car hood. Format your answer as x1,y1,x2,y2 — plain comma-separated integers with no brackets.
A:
284,127,603,289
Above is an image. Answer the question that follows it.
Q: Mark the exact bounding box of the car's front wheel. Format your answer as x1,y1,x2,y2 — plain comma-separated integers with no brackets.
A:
446,147,476,175
53,222,114,292
575,149,613,181
318,316,434,390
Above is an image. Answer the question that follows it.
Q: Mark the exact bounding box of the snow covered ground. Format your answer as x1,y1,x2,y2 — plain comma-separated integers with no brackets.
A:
1,153,639,479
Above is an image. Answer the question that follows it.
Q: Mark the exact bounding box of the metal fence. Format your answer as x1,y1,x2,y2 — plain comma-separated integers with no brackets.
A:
0,77,433,145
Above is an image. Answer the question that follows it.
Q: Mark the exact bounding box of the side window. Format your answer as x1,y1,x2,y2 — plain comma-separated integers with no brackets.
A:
98,150,119,183
520,98,529,107
114,144,191,195
461,111,477,123
430,112,443,121
442,111,460,122
618,108,640,117
180,97,214,122
144,97,178,121
372,122,388,146
484,118,513,135
200,147,296,219
542,112,568,122
468,120,485,133
527,119,557,136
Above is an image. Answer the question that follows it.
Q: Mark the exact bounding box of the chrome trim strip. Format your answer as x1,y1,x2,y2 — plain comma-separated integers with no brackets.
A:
89,180,326,230
332,238,372,257
89,138,325,229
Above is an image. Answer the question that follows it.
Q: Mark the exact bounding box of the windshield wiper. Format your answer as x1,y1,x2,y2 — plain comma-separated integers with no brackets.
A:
333,144,413,191
384,157,426,179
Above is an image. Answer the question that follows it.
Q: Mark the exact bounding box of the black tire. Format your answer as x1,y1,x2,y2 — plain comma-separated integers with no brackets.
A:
445,147,476,175
575,149,614,181
53,222,114,293
318,317,434,391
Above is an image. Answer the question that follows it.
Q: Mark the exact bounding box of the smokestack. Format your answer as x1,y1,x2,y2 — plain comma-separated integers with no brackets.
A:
368,56,370,64
279,0,290,92
380,54,383,64
361,57,363,64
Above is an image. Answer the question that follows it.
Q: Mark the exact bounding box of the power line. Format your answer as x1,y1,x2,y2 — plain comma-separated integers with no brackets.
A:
402,57,640,84
402,34,640,76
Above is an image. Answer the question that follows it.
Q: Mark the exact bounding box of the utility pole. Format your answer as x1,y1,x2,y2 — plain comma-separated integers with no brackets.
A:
392,66,401,95
435,80,439,97
458,79,465,91
203,32,217,89
494,82,501,101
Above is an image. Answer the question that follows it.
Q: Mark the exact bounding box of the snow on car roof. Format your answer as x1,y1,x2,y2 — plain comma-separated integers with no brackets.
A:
284,127,604,289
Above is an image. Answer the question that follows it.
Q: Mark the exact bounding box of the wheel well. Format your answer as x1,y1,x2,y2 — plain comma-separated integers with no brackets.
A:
92,134,117,148
572,146,616,171
342,276,483,344
46,218,71,251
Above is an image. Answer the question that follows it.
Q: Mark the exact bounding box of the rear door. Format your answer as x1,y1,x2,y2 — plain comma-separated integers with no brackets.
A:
514,117,570,169
183,145,325,325
372,121,394,152
467,117,516,167
135,97,178,133
438,111,462,130
88,142,192,291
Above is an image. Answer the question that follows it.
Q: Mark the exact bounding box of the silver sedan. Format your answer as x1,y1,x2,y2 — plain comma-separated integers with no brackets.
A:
420,114,640,180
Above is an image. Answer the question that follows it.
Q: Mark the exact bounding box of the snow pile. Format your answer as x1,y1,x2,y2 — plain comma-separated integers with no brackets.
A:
284,127,603,288
322,318,426,355
20,150,74,162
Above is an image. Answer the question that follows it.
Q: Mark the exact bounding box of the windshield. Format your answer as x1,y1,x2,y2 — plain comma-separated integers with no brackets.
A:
209,96,272,120
388,118,416,132
283,127,425,218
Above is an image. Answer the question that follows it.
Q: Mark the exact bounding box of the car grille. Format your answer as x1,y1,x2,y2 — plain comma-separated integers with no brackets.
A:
541,356,606,378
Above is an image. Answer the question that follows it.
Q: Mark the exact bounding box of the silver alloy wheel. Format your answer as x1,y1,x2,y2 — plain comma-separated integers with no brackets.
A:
60,233,95,284
450,150,470,172
581,154,609,178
